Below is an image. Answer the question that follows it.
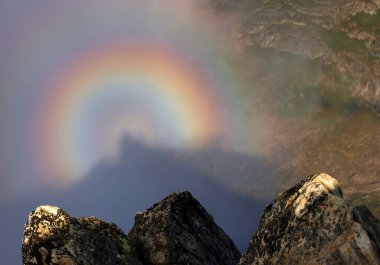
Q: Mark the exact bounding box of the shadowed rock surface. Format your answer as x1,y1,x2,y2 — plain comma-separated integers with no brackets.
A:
238,173,380,265
353,205,380,257
128,191,240,265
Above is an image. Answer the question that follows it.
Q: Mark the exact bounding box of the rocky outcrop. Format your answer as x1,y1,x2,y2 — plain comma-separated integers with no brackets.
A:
128,191,240,265
22,205,143,265
22,192,239,265
238,173,380,265
22,174,380,265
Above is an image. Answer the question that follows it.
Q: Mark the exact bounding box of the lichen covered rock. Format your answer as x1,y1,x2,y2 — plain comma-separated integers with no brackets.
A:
22,205,142,265
238,173,380,265
128,191,240,265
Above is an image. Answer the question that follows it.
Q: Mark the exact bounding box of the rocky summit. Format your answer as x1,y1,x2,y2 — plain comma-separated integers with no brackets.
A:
238,173,380,265
22,205,143,265
22,174,380,265
128,191,240,265
22,192,240,265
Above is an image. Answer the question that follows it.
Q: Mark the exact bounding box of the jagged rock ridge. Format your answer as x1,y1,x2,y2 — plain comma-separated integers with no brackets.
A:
22,174,380,265
22,192,240,265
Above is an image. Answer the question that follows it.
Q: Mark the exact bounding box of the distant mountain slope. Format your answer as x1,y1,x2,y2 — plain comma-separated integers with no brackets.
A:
208,0,380,218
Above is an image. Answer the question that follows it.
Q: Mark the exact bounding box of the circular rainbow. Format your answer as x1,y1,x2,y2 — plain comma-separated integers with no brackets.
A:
35,42,227,183
0,0,255,195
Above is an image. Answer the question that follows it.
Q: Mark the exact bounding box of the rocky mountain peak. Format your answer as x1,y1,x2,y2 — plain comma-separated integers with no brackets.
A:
22,174,380,265
128,191,241,265
238,173,380,265
22,191,240,265
22,205,143,265
22,206,72,264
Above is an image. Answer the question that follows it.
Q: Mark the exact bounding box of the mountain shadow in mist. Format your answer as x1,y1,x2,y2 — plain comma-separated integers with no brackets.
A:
0,136,274,264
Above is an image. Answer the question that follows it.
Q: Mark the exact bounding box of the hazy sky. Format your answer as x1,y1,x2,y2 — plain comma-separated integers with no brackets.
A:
0,1,275,263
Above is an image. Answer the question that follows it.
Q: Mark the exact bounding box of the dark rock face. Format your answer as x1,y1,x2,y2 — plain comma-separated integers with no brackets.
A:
22,192,240,265
128,191,240,265
353,205,380,257
22,205,143,265
238,173,380,265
